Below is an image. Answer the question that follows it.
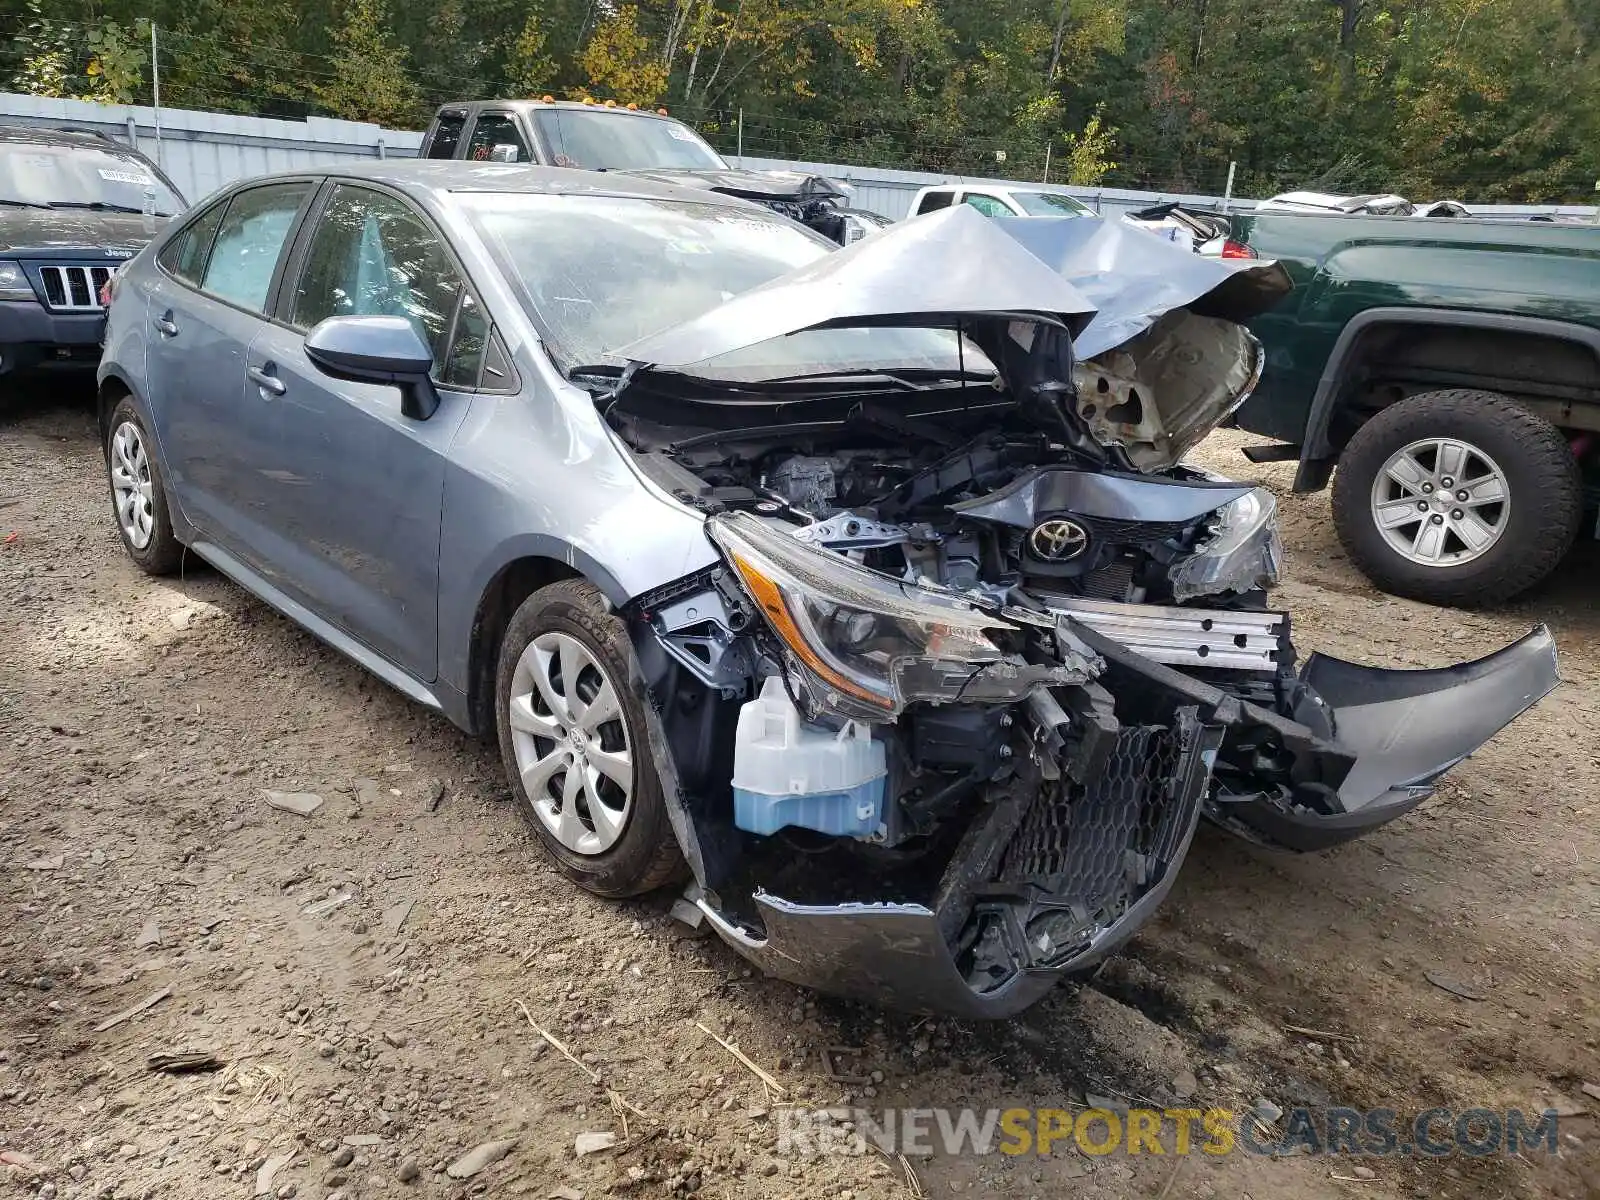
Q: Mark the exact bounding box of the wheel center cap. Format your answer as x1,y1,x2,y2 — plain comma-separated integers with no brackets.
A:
567,728,589,758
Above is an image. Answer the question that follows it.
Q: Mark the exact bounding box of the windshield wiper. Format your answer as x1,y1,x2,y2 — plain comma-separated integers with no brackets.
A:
0,198,52,209
47,201,153,214
749,367,997,391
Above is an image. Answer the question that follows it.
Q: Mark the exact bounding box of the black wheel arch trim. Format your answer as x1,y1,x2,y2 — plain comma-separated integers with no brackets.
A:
1292,306,1600,492
96,369,201,544
453,535,635,736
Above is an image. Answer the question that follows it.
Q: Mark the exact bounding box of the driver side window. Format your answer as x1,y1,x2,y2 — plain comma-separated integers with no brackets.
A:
290,184,480,385
962,193,1011,218
466,114,529,162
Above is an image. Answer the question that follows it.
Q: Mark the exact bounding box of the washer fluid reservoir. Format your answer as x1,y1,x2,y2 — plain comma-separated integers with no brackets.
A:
731,677,887,838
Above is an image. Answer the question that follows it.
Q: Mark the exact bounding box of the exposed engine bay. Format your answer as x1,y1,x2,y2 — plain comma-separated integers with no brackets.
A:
585,208,1559,1016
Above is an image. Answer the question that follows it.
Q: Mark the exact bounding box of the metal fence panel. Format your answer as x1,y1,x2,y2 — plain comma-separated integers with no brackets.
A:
0,93,422,203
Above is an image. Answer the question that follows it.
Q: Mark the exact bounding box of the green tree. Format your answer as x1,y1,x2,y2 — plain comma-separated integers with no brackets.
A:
315,0,423,126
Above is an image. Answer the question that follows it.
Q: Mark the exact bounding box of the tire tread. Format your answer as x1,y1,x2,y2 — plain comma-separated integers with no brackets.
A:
495,579,685,898
1331,389,1580,606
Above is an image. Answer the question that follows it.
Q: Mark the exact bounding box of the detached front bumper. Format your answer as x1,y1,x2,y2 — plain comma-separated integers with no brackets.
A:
698,703,1222,1017
686,623,1557,1016
697,886,1173,1019
1212,624,1559,851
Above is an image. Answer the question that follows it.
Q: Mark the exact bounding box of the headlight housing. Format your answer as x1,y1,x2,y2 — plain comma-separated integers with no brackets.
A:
0,260,35,302
840,213,873,244
709,512,1063,721
1168,485,1283,602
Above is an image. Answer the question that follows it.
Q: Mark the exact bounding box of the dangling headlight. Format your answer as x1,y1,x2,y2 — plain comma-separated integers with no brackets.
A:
708,512,1057,721
1168,485,1283,602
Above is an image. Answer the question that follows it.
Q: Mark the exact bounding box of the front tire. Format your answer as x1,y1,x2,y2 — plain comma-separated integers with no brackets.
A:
106,397,183,576
1331,389,1580,606
495,579,685,897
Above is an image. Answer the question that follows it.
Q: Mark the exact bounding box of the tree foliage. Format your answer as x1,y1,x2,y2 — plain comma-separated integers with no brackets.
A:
3,0,1597,202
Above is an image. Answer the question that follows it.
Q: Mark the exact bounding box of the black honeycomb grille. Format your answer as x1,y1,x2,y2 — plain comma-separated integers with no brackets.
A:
1000,724,1182,908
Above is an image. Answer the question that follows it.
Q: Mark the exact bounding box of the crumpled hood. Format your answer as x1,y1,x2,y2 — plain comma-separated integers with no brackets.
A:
990,215,1293,359
618,167,848,203
613,203,1098,369
612,204,1290,372
0,209,165,256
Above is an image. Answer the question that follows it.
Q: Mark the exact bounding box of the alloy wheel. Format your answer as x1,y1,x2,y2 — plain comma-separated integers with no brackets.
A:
506,630,633,856
110,421,156,550
1369,436,1510,567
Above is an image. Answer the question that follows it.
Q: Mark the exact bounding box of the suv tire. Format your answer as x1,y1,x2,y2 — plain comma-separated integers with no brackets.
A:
495,579,685,897
106,397,184,576
1331,389,1580,606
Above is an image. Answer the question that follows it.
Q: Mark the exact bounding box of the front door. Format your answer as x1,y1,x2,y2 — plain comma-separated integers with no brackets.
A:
141,181,314,567
244,182,481,682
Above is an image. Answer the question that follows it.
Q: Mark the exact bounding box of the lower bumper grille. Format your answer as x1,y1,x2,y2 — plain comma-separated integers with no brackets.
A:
1002,724,1184,905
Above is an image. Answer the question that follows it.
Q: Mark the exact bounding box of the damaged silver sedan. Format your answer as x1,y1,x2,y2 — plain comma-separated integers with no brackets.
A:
102,164,1558,1017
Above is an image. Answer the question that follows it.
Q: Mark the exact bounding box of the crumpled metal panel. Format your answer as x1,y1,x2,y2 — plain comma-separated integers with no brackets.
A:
991,215,1294,359
612,204,1292,372
612,204,1098,368
948,465,1254,528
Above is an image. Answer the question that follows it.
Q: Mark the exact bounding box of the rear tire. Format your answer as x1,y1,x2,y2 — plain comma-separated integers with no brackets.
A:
1331,389,1580,606
495,579,685,898
106,397,183,576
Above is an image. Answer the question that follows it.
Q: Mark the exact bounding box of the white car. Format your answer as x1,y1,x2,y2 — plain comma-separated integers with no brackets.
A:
1254,191,1473,218
908,183,1096,219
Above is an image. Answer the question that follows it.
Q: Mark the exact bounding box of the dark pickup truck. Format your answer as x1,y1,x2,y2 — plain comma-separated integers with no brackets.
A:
420,99,879,245
1228,210,1600,606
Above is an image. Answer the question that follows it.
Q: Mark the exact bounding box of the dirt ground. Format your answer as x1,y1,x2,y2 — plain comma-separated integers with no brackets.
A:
2,381,1598,1200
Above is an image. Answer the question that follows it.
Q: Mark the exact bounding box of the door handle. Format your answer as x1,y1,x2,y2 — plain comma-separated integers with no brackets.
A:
153,311,179,338
247,363,287,396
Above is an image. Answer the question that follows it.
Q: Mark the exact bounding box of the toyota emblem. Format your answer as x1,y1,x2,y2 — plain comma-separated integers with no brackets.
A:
1029,518,1089,562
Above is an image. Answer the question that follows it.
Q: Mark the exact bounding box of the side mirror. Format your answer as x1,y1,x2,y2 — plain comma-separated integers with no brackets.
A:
488,143,520,163
305,315,440,420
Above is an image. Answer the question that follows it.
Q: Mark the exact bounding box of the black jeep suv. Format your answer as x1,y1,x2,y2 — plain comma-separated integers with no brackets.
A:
0,125,186,379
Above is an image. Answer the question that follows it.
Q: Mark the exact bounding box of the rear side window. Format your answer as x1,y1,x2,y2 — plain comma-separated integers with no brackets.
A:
157,200,227,286
428,112,466,159
466,114,529,162
200,183,311,313
916,190,954,214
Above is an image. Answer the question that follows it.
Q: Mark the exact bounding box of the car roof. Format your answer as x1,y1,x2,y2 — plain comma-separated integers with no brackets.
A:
916,183,1072,196
0,123,132,149
230,160,764,212
434,99,683,124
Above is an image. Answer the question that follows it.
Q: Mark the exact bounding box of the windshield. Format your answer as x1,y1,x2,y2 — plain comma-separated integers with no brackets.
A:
461,192,994,382
532,109,726,171
0,142,184,215
1011,191,1093,217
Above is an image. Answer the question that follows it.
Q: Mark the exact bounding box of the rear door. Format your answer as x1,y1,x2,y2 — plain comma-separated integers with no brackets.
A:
243,182,483,681
142,180,315,564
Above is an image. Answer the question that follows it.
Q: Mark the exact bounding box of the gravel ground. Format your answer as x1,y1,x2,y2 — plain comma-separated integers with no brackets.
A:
2,382,1598,1200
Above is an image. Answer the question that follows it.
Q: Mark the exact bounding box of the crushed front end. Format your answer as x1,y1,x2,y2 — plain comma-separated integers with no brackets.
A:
598,205,1558,1015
